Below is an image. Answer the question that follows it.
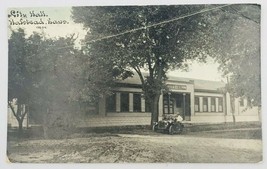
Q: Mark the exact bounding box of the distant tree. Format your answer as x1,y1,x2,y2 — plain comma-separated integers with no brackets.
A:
26,33,82,138
8,28,32,135
209,4,261,107
9,28,82,138
72,5,224,126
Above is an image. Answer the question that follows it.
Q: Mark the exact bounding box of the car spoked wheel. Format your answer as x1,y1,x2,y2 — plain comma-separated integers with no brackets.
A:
169,125,174,135
152,124,158,132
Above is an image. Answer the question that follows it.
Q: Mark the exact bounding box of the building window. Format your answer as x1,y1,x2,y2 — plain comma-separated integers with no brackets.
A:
203,97,208,112
106,93,116,112
133,93,141,112
211,97,216,112
120,93,129,112
176,94,183,108
239,98,244,107
218,97,223,112
194,97,199,112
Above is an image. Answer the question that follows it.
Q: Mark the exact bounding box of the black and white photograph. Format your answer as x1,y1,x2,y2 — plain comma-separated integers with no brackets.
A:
1,0,264,166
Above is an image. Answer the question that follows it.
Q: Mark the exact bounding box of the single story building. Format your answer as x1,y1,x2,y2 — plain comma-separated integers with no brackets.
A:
8,74,260,128
77,74,260,127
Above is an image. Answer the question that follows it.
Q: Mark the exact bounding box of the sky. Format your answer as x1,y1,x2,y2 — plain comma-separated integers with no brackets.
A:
7,6,224,82
7,7,87,41
168,58,223,81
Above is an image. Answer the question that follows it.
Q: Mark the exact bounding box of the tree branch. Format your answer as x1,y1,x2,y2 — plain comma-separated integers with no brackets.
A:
21,105,28,120
220,6,260,24
133,66,145,87
8,101,17,118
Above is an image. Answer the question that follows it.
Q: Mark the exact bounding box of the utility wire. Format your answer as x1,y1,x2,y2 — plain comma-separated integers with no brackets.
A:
54,4,233,50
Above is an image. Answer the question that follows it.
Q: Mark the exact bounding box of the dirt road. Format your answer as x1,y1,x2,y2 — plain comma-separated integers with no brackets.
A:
7,132,262,163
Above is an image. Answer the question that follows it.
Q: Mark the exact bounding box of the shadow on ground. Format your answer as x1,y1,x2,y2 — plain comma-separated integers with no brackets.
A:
7,121,262,141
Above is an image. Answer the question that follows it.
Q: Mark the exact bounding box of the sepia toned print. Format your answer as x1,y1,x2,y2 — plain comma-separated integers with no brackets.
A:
7,4,261,163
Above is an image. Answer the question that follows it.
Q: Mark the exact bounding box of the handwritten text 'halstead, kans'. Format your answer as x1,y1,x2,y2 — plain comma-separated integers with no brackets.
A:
8,10,69,26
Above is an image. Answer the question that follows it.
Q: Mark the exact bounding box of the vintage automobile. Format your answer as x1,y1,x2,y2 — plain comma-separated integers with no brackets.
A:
153,114,184,135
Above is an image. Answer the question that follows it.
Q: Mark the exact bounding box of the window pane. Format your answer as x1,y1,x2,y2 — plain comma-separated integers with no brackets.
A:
211,97,216,112
203,97,208,112
106,93,116,112
133,93,141,112
121,93,129,112
194,97,199,112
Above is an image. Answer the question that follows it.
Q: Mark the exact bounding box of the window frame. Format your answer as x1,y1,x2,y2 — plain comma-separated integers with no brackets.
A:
133,93,142,112
194,96,200,112
203,97,208,112
211,97,216,112
120,92,129,112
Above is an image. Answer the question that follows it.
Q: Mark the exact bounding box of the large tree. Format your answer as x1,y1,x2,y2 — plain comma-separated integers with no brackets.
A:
72,5,222,125
209,4,261,107
8,28,82,138
26,33,83,138
8,28,31,135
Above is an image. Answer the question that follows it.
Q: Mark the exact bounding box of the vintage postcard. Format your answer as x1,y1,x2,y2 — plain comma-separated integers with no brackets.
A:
4,1,263,167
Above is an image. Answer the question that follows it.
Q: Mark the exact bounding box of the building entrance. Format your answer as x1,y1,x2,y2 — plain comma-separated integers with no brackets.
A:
163,93,191,121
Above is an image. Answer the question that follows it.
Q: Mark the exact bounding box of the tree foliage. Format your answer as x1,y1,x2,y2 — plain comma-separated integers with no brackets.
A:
208,4,261,106
8,28,32,134
8,28,83,138
72,5,222,124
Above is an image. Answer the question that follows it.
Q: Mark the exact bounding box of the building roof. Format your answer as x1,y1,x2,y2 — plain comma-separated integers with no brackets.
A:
117,73,225,92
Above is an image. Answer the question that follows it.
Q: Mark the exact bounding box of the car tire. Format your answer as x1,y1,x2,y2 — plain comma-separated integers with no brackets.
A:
152,124,158,132
169,125,174,135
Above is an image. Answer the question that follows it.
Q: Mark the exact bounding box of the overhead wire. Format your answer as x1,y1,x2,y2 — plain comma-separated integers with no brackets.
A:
55,4,232,50
13,4,232,54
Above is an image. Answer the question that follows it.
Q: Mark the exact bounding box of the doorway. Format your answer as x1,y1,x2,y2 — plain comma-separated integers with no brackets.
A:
163,93,191,121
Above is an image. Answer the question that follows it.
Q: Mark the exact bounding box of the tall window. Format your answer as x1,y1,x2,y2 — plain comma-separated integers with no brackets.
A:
194,97,199,112
203,97,208,112
211,97,216,112
106,93,116,112
218,97,223,112
133,93,141,112
120,93,129,112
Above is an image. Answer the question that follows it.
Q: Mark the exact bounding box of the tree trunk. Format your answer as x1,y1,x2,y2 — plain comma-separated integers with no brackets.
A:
8,101,27,137
43,108,50,139
18,119,23,137
150,94,160,127
230,96,236,124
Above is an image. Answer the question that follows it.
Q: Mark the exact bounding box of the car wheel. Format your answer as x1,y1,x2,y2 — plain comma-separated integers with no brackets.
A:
152,124,158,132
169,125,174,135
175,123,183,134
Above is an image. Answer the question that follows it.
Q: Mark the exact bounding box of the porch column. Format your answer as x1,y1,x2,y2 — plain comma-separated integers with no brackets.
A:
199,97,203,112
183,93,186,119
141,97,145,112
158,93,163,118
226,92,231,115
116,93,121,112
129,93,133,112
215,98,219,112
190,92,195,116
168,92,171,114
208,97,211,112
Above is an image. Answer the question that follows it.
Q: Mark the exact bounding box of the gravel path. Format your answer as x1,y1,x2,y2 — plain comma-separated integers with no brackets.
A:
7,132,262,163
